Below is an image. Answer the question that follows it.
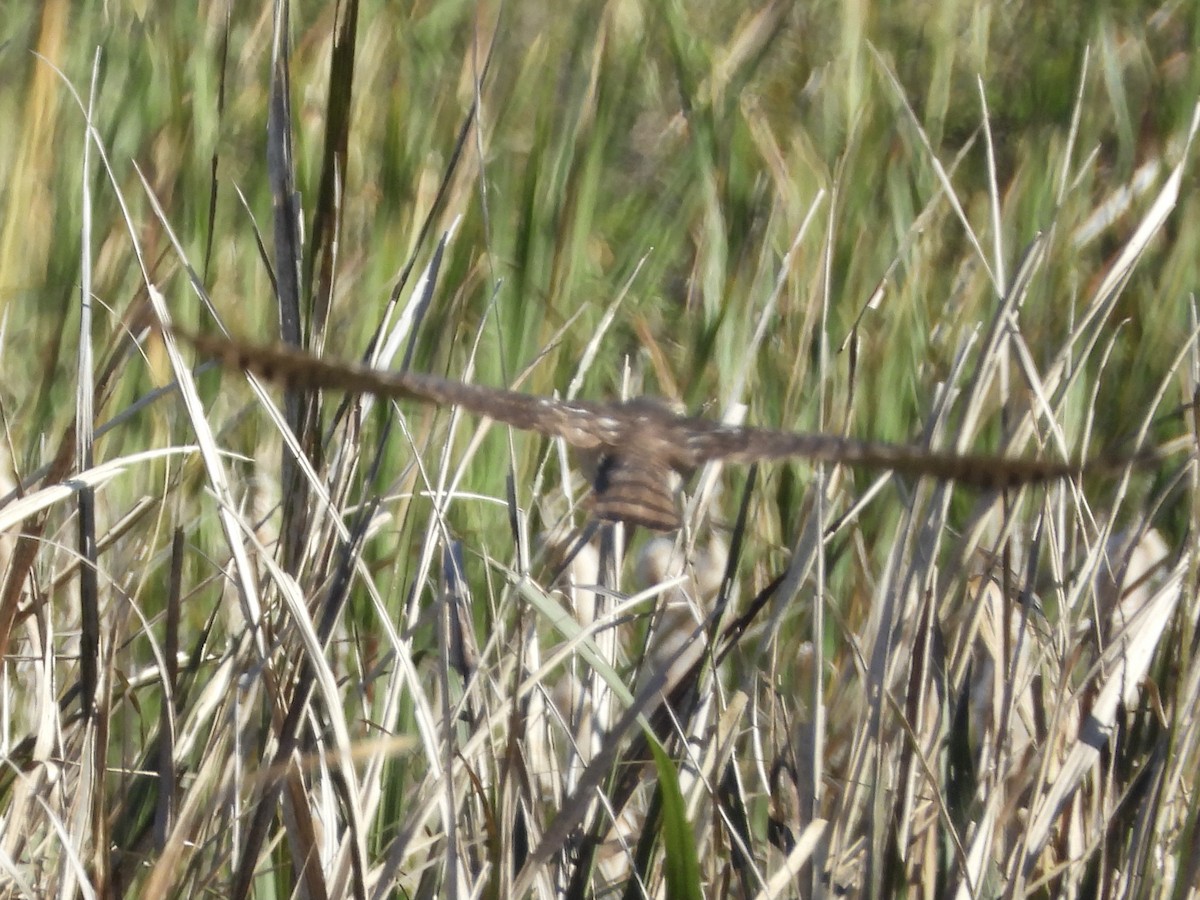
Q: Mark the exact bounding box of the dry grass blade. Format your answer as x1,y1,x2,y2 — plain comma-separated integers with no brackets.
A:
0,447,201,535
1021,540,1183,878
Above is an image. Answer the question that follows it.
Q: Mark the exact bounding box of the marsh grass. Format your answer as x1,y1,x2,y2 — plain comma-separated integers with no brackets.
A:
1,1,1198,897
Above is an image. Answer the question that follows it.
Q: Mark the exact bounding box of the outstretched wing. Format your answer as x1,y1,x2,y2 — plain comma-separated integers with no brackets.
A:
173,328,1102,530
653,413,1082,488
173,328,629,451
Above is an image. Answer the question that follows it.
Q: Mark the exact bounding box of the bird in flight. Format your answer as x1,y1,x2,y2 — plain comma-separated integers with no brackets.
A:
172,327,1106,531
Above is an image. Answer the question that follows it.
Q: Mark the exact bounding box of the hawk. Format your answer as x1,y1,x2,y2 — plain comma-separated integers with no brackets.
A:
172,328,1100,531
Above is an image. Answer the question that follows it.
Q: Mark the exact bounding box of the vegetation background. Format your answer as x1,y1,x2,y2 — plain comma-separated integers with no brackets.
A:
0,0,1197,896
